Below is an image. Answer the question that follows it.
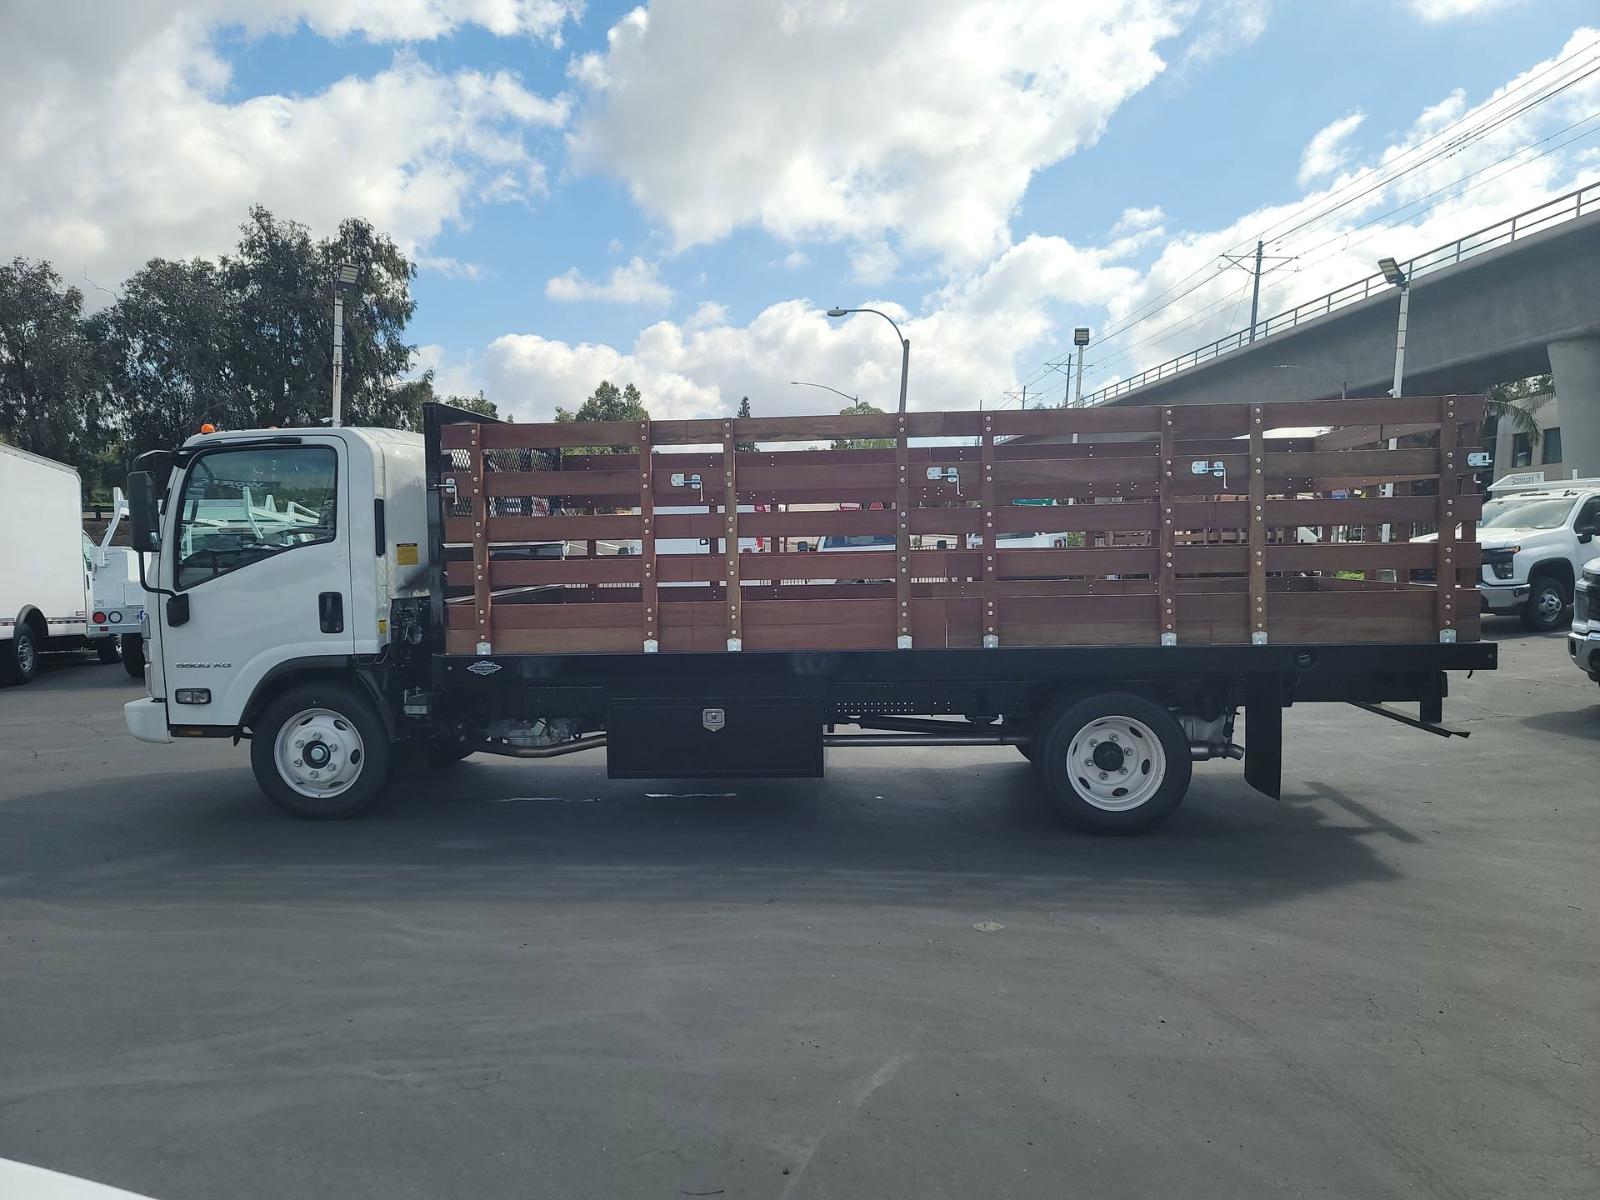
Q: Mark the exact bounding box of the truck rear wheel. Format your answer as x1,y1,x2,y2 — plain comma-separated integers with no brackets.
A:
95,637,122,665
0,626,40,686
249,682,392,819
121,634,145,678
1033,692,1192,835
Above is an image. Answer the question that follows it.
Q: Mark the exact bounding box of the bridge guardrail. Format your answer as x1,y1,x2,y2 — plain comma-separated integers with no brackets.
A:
1079,179,1600,405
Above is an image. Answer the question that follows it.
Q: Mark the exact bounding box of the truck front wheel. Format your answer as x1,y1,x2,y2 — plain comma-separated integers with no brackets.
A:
250,682,392,819
121,634,145,678
1033,692,1192,835
1521,575,1569,631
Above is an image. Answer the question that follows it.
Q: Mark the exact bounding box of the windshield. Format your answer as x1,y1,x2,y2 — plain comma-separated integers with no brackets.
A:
174,446,338,588
1480,495,1576,531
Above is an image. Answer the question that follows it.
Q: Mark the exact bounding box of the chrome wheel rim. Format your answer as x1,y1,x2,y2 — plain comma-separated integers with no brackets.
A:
16,633,35,675
1537,586,1564,622
273,708,365,799
1065,715,1166,811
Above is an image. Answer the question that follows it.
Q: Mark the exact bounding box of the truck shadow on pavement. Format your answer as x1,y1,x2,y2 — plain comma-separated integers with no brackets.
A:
8,755,1412,918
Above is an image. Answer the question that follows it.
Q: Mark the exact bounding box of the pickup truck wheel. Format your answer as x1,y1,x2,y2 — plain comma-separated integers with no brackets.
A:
0,626,40,686
1521,575,1569,631
1034,692,1191,835
121,634,145,677
250,682,391,819
95,637,122,665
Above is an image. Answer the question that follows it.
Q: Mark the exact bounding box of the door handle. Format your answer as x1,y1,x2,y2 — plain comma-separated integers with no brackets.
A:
318,592,344,634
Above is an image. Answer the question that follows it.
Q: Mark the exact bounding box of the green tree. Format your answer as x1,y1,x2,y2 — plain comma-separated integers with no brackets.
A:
734,395,757,452
829,398,894,450
103,256,246,460
0,257,109,469
390,372,499,430
555,380,649,455
223,206,416,430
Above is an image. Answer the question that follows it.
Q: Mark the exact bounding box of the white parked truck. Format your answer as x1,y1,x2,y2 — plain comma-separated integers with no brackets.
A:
0,445,97,684
121,399,1496,831
1413,476,1600,631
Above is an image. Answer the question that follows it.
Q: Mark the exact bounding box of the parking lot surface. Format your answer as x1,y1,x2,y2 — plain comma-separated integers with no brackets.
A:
1,624,1595,1199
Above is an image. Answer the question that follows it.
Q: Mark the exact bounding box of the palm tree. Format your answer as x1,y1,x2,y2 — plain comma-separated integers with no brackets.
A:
1484,374,1552,457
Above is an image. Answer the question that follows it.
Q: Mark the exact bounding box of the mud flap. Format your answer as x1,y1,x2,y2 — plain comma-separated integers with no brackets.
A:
1244,673,1283,800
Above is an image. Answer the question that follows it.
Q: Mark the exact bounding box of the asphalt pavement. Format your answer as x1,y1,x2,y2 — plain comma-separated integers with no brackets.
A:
0,624,1595,1199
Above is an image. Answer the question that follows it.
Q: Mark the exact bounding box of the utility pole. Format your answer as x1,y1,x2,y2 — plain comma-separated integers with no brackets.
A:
1220,240,1295,342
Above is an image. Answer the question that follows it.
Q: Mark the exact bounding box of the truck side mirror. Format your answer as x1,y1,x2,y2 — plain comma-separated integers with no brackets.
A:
127,471,160,553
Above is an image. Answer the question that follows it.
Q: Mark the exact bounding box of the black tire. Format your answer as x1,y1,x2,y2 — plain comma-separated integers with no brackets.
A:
0,624,40,686
96,637,122,665
249,681,392,819
1521,575,1570,631
1032,691,1192,835
122,634,145,678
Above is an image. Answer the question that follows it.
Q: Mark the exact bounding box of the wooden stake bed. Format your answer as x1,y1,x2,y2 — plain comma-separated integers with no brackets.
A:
430,396,1485,656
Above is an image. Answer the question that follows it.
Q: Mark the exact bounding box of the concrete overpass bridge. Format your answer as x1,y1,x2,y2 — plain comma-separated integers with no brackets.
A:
1087,182,1600,474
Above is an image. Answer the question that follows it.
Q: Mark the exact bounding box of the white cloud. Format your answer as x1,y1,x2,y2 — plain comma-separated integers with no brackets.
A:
781,250,810,270
1297,110,1367,187
1180,0,1273,68
1067,27,1600,396
1408,0,1526,21
847,241,900,286
416,255,488,280
568,0,1212,267
545,256,674,305
0,4,573,292
475,231,1139,422
448,24,1600,425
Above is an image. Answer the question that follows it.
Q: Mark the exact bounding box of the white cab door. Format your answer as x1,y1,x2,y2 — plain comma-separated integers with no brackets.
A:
158,438,354,725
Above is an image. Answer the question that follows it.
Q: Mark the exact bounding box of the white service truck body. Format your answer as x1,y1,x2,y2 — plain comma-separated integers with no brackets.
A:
0,444,92,683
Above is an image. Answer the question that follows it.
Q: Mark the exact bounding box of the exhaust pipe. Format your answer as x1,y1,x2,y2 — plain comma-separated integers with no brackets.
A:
1191,742,1245,761
473,733,607,759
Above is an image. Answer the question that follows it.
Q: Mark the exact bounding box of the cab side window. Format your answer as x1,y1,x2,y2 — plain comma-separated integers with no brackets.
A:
174,447,338,589
1576,498,1600,535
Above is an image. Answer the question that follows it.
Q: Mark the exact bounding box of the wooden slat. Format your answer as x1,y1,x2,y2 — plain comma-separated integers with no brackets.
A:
640,420,657,650
1159,408,1176,644
981,417,997,645
467,424,491,652
896,412,912,647
1249,411,1267,642
1436,396,1460,638
1262,448,1439,477
723,422,742,650
450,513,642,542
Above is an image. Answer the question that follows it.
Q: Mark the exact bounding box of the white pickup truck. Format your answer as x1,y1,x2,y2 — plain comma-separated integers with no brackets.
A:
1415,476,1600,631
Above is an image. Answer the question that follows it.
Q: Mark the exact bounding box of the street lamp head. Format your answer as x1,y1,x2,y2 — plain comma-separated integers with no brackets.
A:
1073,326,1091,346
1377,257,1407,288
825,307,849,318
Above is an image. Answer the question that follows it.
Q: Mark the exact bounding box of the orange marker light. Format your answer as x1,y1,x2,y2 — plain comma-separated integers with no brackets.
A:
199,423,216,434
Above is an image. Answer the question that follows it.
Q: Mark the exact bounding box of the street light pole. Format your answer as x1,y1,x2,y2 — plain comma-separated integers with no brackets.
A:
1377,257,1412,545
1072,327,1090,408
331,262,359,428
825,307,909,413
789,380,859,405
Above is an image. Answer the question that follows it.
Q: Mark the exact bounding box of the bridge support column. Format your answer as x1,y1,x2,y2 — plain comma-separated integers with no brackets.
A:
1549,335,1600,480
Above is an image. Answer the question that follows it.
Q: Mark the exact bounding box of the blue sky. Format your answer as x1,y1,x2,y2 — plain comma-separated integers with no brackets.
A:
5,0,1598,418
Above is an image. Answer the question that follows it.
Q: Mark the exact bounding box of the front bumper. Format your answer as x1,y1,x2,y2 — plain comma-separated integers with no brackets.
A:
1479,581,1528,613
1570,631,1600,679
124,697,171,744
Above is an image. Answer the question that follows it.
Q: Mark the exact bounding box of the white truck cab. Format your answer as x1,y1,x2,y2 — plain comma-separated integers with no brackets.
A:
123,426,430,750
1568,556,1600,682
1414,475,1600,631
